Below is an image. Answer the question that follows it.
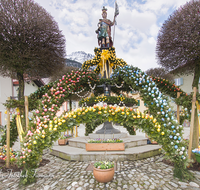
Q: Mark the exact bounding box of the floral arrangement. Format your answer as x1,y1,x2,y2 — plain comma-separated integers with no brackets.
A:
192,146,200,154
82,47,127,75
79,95,138,107
0,145,18,163
59,134,73,139
3,65,194,185
94,161,114,169
88,138,123,143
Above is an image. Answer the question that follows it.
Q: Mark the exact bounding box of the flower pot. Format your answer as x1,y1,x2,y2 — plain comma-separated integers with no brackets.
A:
85,143,125,151
58,139,68,145
93,167,114,183
194,153,200,163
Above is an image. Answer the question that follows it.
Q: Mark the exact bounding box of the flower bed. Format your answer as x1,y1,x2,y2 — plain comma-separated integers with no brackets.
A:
58,134,73,145
86,139,124,151
0,145,18,162
87,138,123,143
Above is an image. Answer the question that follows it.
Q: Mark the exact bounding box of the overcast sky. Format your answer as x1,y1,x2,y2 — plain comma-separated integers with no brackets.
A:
34,0,189,72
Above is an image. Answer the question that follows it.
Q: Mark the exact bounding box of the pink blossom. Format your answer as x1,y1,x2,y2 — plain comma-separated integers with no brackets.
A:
27,130,33,136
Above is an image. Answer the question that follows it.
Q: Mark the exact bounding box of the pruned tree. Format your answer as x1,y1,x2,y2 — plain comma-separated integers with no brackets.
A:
156,0,199,160
49,65,78,82
145,67,174,81
0,0,66,100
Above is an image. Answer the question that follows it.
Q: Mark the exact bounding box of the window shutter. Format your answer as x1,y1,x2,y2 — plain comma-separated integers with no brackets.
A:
174,78,183,86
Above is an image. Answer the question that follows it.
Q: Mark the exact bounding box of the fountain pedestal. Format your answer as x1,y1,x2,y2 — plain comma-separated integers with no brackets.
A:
89,121,127,139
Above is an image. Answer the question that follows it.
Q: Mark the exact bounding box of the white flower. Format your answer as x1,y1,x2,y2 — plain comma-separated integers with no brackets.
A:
182,147,185,151
179,151,183,155
171,142,174,145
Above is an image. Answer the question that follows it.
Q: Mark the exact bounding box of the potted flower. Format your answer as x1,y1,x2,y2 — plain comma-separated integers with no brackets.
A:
58,134,73,145
86,138,124,151
93,161,115,183
192,146,200,163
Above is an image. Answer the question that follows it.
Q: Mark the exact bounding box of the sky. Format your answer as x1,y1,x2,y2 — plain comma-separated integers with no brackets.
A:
34,0,189,72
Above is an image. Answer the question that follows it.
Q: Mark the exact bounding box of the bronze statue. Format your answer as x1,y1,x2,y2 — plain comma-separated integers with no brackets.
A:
96,6,116,48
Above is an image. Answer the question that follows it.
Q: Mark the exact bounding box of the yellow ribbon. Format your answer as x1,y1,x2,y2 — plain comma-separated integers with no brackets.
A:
16,108,24,142
196,101,200,134
100,50,111,78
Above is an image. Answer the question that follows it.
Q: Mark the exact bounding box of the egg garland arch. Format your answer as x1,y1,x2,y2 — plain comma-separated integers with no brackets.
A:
18,66,192,185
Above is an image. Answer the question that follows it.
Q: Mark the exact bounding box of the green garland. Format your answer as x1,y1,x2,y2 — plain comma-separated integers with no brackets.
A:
79,95,138,107
0,115,18,147
3,98,40,110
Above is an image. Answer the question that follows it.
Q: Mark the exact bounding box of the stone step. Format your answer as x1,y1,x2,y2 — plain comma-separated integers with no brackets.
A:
50,144,161,162
68,135,148,149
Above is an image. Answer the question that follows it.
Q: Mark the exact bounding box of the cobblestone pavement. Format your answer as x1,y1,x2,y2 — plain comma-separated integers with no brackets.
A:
0,153,200,190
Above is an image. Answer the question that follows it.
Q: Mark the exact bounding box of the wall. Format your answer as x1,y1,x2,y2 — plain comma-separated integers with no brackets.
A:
173,73,200,94
0,76,12,126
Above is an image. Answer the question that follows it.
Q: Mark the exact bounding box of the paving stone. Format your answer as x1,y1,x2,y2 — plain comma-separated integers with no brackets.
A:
169,181,178,188
51,181,58,187
189,181,199,187
0,153,200,190
84,183,89,187
43,185,50,190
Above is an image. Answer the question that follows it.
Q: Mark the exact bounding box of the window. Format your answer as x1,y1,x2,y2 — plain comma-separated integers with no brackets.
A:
137,100,140,106
174,78,183,86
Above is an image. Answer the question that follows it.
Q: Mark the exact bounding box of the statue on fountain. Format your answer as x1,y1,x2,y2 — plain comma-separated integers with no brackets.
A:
95,6,118,48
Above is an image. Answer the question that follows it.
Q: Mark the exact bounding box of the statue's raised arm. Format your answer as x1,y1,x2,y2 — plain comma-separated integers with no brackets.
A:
95,6,115,48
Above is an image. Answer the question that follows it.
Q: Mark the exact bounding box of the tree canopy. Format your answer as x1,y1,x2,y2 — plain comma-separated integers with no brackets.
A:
156,0,200,87
0,0,66,99
145,67,174,81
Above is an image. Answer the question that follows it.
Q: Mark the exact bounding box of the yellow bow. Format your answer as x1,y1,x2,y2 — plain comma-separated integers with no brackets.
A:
100,50,112,78
16,108,24,142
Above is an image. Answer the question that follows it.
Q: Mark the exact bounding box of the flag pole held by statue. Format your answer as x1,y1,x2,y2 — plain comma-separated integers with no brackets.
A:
113,1,119,46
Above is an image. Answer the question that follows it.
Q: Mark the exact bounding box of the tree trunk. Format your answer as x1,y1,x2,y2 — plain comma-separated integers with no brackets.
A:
69,99,72,111
17,72,24,100
190,63,200,160
193,107,199,151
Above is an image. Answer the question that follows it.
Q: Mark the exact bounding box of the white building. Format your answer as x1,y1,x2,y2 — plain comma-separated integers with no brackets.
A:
0,76,45,126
